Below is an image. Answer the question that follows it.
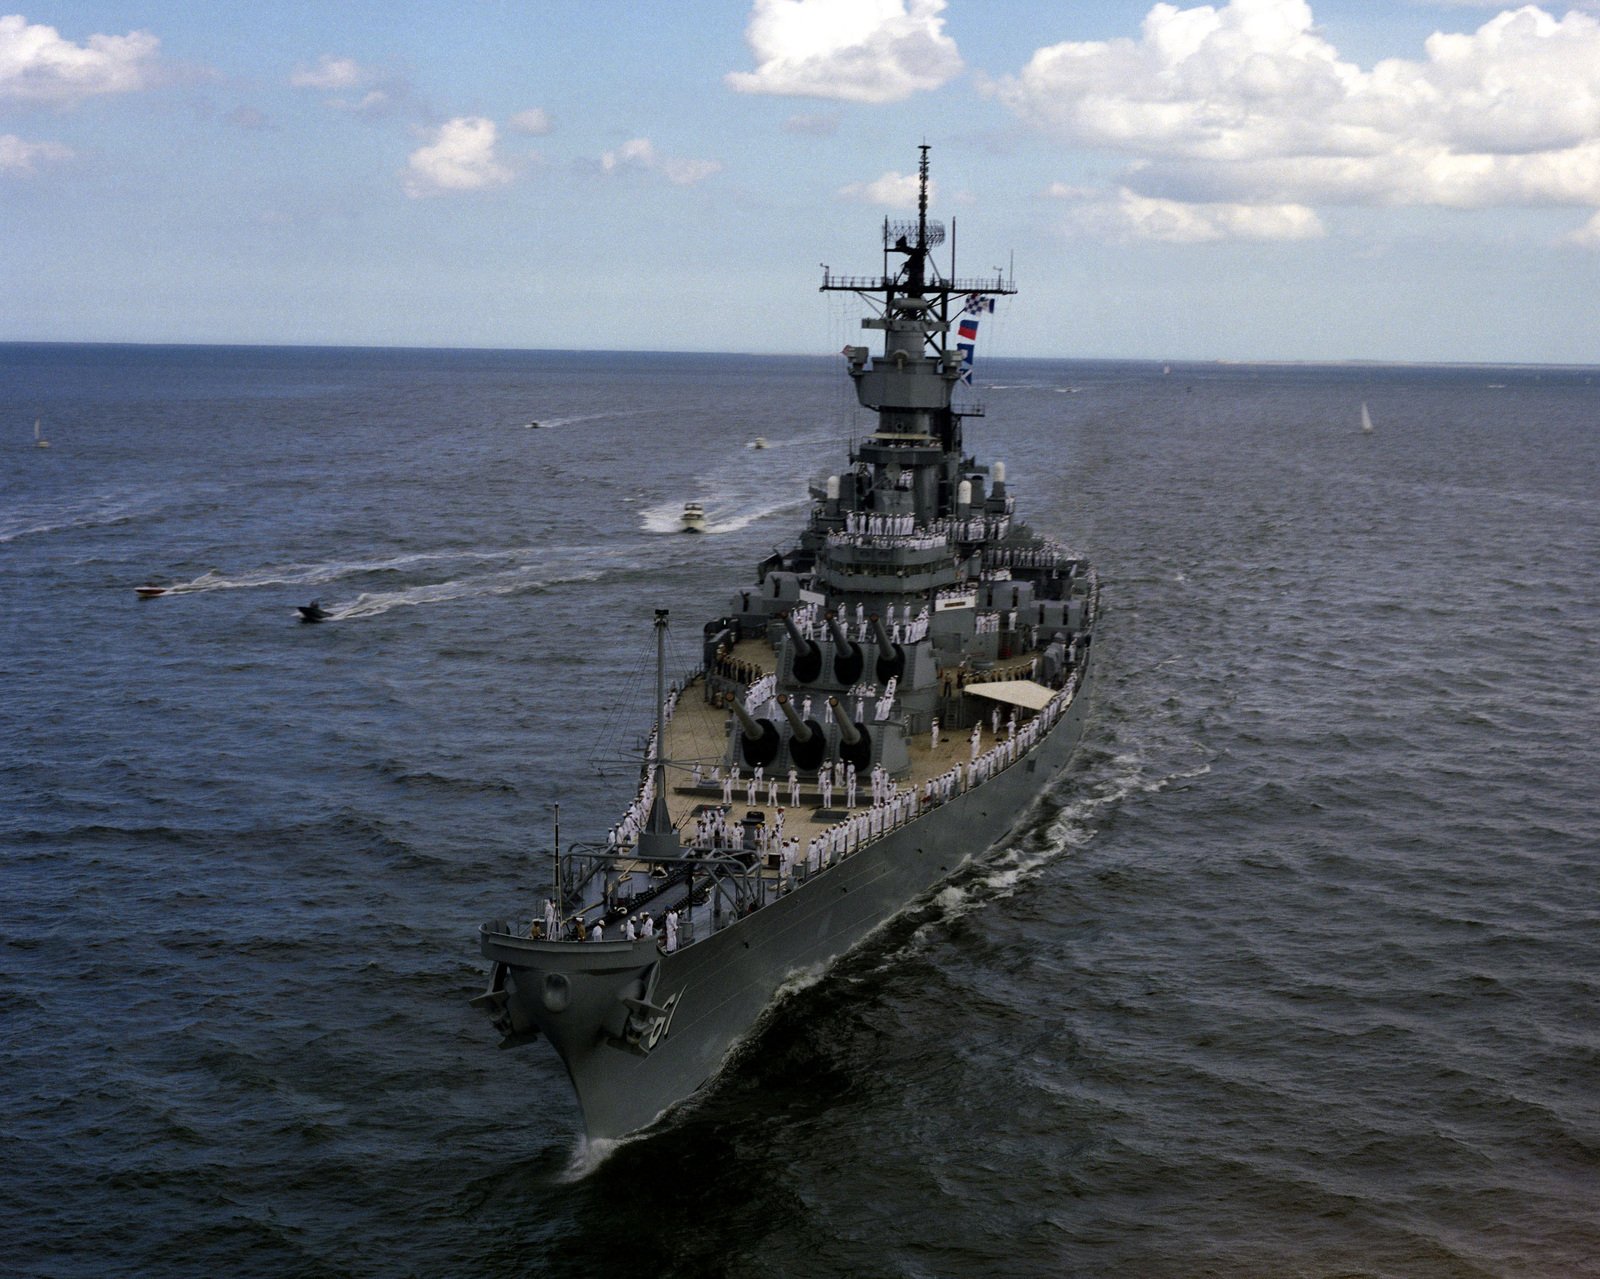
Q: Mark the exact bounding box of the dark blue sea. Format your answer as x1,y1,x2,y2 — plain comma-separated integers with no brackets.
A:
3,343,1596,1278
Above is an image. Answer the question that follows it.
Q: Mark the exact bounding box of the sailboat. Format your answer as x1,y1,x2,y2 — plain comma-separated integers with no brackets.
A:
34,418,50,448
1360,402,1374,435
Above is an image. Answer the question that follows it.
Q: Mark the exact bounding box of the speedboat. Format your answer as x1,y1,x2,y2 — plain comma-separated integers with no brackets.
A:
681,502,707,534
297,601,331,623
134,585,166,598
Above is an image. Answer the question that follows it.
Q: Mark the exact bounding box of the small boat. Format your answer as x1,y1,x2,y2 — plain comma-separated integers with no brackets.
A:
1360,402,1374,435
34,418,50,449
134,584,167,598
681,502,706,533
297,600,331,623
751,436,768,450
525,421,540,429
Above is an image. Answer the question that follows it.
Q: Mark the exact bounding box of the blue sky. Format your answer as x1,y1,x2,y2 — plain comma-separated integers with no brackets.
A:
5,0,1600,362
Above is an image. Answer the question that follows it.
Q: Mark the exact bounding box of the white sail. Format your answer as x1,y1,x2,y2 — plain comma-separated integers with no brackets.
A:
1360,402,1374,434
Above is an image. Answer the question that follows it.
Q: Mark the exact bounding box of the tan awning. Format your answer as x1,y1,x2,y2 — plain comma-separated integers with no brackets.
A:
963,679,1055,711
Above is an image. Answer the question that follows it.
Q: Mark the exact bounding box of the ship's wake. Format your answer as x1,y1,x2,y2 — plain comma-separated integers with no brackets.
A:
1,486,181,545
521,407,652,431
902,749,1213,944
329,566,605,619
151,549,519,595
137,542,667,620
640,492,810,536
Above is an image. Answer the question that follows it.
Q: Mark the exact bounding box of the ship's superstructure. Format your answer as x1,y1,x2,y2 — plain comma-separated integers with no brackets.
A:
474,148,1099,1139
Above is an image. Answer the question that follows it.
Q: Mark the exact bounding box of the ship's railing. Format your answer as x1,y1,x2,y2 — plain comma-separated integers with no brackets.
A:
821,271,1014,295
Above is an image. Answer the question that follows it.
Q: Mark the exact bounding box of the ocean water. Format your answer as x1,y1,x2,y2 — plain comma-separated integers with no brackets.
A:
2,344,1596,1278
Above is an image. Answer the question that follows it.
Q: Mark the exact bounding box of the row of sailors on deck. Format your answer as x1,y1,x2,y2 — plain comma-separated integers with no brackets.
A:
544,899,684,952
608,763,659,850
712,761,863,808
951,515,1010,544
829,528,948,554
984,544,1069,571
781,602,931,647
844,511,918,537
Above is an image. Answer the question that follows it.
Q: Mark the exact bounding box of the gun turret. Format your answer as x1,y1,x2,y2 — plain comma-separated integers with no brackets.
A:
776,694,811,742
828,696,872,770
724,694,780,767
826,612,865,684
783,613,823,683
870,613,906,683
777,695,826,770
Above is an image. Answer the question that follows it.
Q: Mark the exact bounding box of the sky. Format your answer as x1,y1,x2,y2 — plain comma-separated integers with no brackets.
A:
5,0,1600,363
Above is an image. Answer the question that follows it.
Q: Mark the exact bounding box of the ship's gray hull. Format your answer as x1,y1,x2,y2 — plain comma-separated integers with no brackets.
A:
480,652,1096,1140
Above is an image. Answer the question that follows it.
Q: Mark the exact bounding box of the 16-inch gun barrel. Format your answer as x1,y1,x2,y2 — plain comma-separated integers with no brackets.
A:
784,613,823,683
725,694,764,740
828,697,860,746
827,612,864,683
776,695,812,742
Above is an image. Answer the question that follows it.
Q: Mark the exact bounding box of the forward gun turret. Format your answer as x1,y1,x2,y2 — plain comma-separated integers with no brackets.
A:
870,613,906,683
784,612,823,683
725,694,780,767
777,694,825,770
827,612,864,684
828,696,871,770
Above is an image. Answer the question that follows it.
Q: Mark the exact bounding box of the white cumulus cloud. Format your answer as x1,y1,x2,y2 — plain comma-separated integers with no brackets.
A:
727,0,962,103
1051,183,1324,242
0,13,161,106
404,116,512,198
600,137,720,185
0,131,73,172
289,54,418,119
838,169,929,206
507,107,551,135
996,0,1600,243
289,54,366,91
1562,207,1600,246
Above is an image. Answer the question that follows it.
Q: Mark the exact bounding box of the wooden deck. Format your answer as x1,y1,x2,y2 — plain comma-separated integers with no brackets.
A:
660,647,1019,851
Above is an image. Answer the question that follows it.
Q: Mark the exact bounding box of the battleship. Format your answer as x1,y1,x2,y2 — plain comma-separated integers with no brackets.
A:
473,147,1100,1140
